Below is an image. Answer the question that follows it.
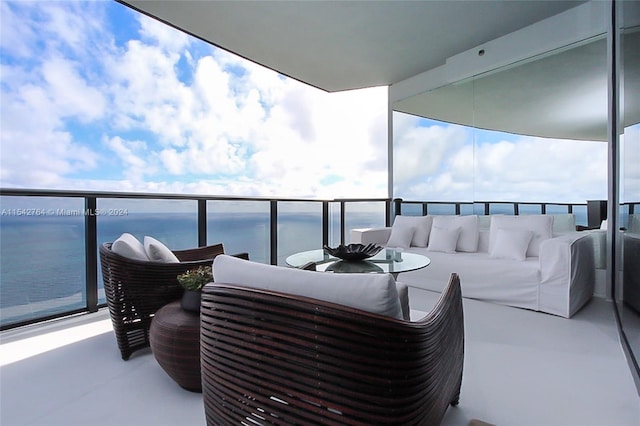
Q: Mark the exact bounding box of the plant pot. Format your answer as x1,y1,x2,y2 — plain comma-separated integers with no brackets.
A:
180,290,201,313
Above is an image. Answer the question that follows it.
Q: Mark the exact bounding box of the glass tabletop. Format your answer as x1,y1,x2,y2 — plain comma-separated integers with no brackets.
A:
285,248,430,275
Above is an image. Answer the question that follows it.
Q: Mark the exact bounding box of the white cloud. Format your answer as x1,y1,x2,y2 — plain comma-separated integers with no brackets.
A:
1,2,390,198
474,137,607,202
138,11,190,52
393,113,608,204
41,57,106,122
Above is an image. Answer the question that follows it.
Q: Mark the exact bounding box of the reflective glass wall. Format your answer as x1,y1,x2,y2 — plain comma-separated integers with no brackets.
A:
390,1,639,388
618,0,640,389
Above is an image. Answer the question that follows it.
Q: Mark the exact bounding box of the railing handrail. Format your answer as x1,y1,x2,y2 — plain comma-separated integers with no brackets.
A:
0,187,390,203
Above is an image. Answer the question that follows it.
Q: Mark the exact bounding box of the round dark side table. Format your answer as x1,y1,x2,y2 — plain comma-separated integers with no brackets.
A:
149,300,201,392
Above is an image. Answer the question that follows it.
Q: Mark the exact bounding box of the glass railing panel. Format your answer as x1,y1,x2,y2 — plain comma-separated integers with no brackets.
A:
207,200,270,264
277,202,323,265
1,196,86,327
428,203,457,215
344,201,386,243
488,203,516,215
401,203,423,216
97,199,198,249
519,204,543,215
96,199,198,304
328,202,341,247
545,204,571,215
460,203,476,215
572,205,588,226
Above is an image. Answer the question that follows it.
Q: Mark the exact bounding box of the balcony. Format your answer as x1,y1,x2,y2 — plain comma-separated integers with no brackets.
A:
1,189,639,425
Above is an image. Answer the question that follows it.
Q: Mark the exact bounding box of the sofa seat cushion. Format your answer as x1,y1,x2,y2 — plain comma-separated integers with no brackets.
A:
213,255,404,320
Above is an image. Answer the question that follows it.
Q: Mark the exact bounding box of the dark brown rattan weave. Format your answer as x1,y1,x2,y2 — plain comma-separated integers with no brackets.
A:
99,242,225,360
201,273,464,425
149,301,201,391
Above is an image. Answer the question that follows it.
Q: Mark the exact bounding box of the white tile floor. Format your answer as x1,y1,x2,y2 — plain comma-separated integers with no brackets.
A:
1,291,638,426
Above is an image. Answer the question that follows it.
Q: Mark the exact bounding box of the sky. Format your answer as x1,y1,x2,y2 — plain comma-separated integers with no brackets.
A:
0,1,618,204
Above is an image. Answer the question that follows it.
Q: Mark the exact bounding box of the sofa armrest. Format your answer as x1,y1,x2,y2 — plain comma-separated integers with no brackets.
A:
350,227,391,245
539,233,595,317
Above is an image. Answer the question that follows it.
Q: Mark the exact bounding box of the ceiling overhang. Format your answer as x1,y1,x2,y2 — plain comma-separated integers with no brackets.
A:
119,0,585,92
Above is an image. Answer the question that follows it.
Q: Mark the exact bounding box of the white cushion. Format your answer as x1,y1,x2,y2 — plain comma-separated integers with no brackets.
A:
386,224,415,249
489,228,533,261
144,236,179,263
395,281,411,321
427,226,461,253
213,255,404,320
392,215,433,247
489,215,553,257
111,233,149,261
431,215,479,252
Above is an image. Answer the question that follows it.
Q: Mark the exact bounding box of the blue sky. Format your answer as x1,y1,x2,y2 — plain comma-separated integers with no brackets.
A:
0,1,388,199
0,1,615,203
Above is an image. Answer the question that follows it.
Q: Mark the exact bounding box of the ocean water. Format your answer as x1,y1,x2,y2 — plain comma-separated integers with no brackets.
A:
0,210,385,326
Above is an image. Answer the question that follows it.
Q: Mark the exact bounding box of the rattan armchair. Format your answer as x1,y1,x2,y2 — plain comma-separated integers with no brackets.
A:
100,242,228,360
201,273,464,425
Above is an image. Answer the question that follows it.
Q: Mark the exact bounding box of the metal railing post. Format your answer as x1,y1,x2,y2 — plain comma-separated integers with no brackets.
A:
340,201,346,245
85,196,98,313
322,201,329,247
393,198,402,216
270,200,278,265
197,199,207,247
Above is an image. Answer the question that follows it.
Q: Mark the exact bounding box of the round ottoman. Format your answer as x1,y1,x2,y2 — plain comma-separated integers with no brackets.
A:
149,301,201,392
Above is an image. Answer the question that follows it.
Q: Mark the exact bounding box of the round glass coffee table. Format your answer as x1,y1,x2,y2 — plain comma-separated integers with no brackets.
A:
286,248,430,279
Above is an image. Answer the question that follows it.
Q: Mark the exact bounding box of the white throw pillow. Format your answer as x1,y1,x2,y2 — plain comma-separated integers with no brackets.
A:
144,236,179,263
489,215,553,257
391,215,433,247
431,215,479,252
111,233,149,261
489,228,533,261
213,255,404,320
427,226,461,253
386,224,415,249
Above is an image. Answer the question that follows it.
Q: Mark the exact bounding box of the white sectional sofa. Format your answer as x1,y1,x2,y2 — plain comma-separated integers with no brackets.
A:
351,214,596,318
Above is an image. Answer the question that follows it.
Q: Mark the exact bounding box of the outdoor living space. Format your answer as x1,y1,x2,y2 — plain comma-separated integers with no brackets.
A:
1,2,639,425
1,287,638,426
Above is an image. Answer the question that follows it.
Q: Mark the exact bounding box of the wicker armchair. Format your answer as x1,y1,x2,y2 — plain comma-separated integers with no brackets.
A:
201,273,464,425
100,242,228,360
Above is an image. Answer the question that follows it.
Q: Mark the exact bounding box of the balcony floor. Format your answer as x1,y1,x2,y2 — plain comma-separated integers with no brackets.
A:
1,291,639,426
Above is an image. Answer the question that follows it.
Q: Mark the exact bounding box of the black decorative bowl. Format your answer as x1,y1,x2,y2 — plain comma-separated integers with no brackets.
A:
326,260,383,273
323,243,383,261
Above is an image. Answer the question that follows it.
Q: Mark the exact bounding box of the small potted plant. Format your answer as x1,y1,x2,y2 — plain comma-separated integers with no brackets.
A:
177,265,213,313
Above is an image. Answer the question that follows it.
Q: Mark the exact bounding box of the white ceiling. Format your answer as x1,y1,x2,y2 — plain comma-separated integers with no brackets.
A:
120,0,585,92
